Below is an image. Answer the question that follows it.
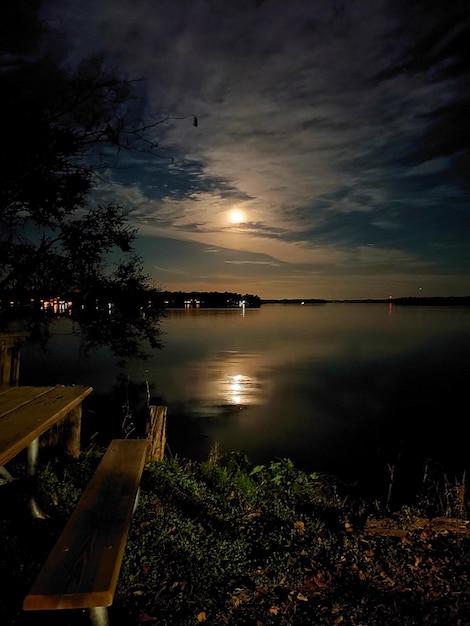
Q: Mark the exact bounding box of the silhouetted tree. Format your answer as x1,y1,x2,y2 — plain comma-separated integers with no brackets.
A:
0,3,194,358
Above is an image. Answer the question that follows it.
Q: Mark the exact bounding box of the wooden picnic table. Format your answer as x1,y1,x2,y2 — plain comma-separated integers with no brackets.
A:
0,385,93,516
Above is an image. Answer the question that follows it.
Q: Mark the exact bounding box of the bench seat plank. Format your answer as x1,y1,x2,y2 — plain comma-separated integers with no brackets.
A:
23,439,148,611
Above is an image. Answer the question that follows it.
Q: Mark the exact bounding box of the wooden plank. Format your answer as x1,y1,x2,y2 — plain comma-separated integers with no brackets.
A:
0,387,54,418
0,332,28,385
0,386,93,466
146,405,167,461
42,403,84,459
23,439,148,611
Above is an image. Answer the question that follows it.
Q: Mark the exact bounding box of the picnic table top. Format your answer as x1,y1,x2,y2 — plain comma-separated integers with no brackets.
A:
0,385,93,466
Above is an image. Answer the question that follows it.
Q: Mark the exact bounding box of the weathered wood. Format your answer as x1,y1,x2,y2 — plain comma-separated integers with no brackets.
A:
0,332,28,386
42,403,83,459
146,405,167,461
23,438,148,612
0,386,93,466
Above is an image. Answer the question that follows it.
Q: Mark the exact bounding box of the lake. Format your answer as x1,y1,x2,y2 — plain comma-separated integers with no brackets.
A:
19,303,470,506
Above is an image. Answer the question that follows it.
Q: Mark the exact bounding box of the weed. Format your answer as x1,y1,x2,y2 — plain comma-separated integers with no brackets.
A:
1,449,469,625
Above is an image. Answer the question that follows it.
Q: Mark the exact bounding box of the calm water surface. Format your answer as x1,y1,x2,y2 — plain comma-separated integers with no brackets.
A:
20,303,470,503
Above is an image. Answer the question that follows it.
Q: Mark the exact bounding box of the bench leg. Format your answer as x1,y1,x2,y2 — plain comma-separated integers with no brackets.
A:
89,606,109,626
27,438,47,519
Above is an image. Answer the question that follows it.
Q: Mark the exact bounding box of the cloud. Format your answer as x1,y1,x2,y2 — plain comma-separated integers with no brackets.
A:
41,0,470,298
223,260,281,267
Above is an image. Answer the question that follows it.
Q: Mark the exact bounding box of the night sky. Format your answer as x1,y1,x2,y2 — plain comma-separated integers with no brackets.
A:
41,0,469,300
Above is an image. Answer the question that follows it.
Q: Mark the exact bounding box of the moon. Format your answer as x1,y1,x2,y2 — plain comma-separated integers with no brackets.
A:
229,209,244,224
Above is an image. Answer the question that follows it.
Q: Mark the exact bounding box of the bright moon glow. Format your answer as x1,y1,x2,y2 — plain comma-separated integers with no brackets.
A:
230,209,244,224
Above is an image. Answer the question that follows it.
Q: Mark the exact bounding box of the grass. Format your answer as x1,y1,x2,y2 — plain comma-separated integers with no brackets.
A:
0,448,469,625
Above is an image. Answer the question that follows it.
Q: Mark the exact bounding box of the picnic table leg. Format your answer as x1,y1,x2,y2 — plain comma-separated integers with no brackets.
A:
0,465,16,485
89,606,109,626
44,404,82,459
27,437,47,519
61,404,82,459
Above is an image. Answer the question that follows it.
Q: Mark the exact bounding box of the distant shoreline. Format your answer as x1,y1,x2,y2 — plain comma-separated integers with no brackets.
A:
261,296,470,306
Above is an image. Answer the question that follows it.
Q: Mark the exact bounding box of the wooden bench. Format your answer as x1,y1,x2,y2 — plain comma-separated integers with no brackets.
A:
23,438,148,626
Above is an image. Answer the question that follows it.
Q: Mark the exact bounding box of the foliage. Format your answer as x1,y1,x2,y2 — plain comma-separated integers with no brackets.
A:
1,450,468,625
0,3,181,358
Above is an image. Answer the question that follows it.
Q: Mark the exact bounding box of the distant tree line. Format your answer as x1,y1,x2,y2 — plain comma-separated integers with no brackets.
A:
334,297,470,306
391,296,470,306
161,291,261,308
260,298,327,305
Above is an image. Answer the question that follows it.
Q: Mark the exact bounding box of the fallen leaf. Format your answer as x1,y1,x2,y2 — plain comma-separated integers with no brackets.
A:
137,613,158,623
